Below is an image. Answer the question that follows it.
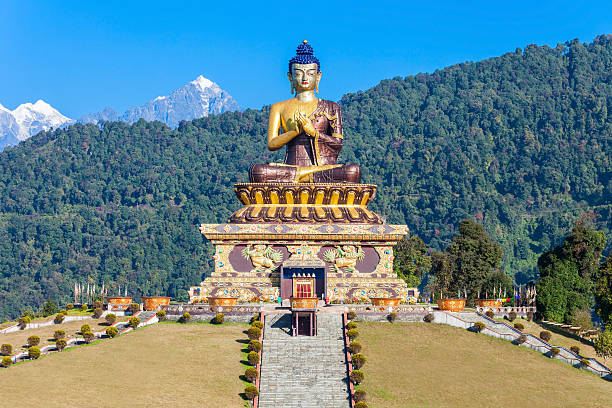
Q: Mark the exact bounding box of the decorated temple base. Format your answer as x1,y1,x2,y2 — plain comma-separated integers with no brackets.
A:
189,221,409,304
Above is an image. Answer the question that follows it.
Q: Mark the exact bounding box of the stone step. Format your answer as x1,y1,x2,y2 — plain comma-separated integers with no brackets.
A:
258,312,351,408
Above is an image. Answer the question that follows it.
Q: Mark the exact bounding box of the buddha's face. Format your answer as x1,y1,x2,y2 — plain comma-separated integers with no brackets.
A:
288,63,321,93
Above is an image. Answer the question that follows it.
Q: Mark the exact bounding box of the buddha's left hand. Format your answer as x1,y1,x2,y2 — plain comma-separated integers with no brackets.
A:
296,112,317,137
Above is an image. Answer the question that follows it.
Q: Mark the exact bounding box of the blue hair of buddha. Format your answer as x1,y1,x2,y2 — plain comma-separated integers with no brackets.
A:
289,40,320,73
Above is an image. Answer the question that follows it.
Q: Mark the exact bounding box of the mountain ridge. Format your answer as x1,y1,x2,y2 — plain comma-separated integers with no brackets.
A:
0,75,240,150
79,75,240,128
0,35,610,319
0,100,74,149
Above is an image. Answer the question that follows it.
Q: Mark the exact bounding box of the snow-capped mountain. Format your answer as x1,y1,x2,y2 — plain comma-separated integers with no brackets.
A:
0,75,240,150
81,75,240,128
0,100,74,150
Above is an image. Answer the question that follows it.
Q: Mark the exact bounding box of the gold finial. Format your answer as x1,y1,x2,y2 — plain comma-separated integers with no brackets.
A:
303,39,308,44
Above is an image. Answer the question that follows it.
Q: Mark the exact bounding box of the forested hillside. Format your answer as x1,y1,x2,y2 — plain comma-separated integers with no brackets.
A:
0,36,610,319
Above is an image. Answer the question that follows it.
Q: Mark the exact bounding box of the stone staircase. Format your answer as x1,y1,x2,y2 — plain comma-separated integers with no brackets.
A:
258,313,351,408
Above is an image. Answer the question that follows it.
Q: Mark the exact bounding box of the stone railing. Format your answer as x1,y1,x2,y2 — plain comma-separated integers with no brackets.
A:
349,304,434,314
475,306,536,318
347,304,434,322
435,311,611,380
541,320,601,341
164,303,261,315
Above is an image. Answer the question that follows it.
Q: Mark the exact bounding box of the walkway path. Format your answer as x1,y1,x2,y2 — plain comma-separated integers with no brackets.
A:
435,311,611,379
258,313,351,408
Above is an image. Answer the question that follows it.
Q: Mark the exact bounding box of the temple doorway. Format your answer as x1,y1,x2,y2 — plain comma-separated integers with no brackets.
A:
280,266,325,301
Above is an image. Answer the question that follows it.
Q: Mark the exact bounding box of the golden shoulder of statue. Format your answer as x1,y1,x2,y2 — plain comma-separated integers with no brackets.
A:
249,40,361,184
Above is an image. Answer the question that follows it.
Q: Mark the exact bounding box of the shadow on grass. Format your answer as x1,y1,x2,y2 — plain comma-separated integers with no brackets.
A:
236,339,249,344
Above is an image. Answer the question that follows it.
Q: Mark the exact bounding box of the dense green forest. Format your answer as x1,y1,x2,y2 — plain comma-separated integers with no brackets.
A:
0,36,610,319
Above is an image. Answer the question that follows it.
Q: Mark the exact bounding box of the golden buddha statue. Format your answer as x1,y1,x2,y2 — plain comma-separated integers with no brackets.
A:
249,40,361,184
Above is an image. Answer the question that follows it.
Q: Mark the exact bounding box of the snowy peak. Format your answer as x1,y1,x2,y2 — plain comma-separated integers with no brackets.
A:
80,75,240,128
0,99,74,149
190,75,215,90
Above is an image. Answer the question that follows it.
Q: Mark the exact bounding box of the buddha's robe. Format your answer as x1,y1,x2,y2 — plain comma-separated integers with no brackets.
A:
249,99,361,183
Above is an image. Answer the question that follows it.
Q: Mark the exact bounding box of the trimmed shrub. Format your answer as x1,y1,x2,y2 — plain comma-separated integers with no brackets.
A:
156,310,166,321
180,312,191,323
28,346,41,359
350,369,364,385
507,311,517,322
129,316,140,329
245,367,258,382
247,351,260,366
424,313,434,323
355,401,368,408
18,316,31,329
550,347,560,357
517,334,528,344
354,389,367,403
485,310,495,318
251,313,260,324
513,323,524,331
349,341,362,354
251,320,263,329
473,322,486,332
65,303,74,310
106,326,119,338
347,329,359,341
54,329,66,340
129,303,140,314
54,313,65,324
347,321,358,330
80,324,91,334
93,300,103,309
387,312,398,323
244,385,259,400
570,345,581,355
27,335,40,347
59,309,67,315
351,353,366,370
347,311,357,320
1,356,11,367
212,313,224,324
247,326,262,340
526,311,534,321
55,339,67,351
1,344,13,356
105,313,117,325
82,331,95,344
248,340,262,353
539,330,552,342
580,358,590,367
80,304,88,311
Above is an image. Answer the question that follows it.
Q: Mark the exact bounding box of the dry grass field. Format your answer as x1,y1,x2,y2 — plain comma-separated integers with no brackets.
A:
0,316,129,350
1,323,248,408
503,318,599,358
359,322,612,408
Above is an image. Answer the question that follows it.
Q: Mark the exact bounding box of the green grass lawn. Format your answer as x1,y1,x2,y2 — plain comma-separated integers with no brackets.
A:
1,323,248,407
358,322,611,408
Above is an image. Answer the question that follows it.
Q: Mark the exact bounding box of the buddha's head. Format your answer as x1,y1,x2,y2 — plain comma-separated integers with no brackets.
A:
288,40,322,94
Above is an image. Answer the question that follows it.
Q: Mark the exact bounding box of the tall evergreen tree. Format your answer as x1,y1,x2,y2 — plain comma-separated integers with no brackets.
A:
536,220,606,322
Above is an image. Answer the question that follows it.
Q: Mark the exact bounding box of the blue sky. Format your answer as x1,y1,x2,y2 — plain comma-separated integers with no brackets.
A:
1,0,610,118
